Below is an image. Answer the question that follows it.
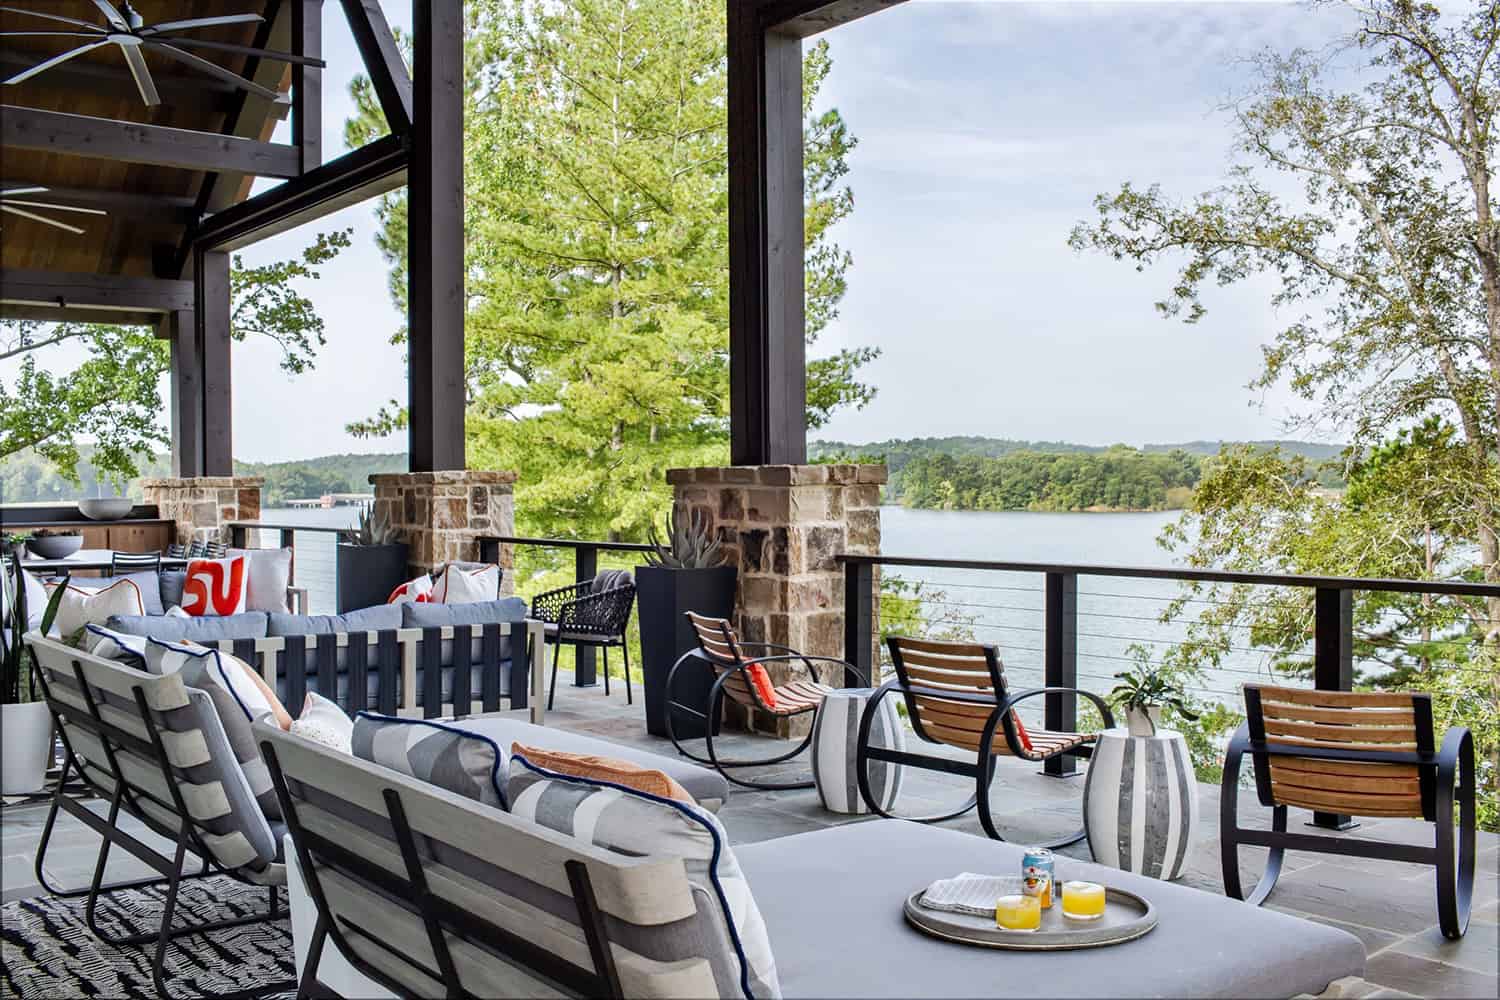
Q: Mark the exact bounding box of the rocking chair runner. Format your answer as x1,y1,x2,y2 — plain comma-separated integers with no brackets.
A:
1221,684,1476,939
664,612,866,791
855,636,1114,848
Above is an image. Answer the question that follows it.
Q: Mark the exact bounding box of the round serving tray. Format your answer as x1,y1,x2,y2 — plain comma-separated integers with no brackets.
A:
903,886,1157,951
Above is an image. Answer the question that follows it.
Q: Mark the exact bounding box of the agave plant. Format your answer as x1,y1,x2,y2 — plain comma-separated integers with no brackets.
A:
342,504,400,546
644,509,725,569
1,554,69,704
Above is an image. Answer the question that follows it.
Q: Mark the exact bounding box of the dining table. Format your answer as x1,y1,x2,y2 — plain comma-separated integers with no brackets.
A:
14,549,189,575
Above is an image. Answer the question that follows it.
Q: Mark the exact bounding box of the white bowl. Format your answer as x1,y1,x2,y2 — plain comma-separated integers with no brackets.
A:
78,498,134,521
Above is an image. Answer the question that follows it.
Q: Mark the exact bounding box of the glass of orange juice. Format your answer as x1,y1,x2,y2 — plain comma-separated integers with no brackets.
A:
1061,881,1106,920
995,881,1043,932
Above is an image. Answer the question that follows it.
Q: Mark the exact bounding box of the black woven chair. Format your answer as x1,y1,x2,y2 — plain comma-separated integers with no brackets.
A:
111,551,161,576
533,570,637,709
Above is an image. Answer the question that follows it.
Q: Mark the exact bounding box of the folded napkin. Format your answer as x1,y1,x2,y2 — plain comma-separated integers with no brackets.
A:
919,873,1011,917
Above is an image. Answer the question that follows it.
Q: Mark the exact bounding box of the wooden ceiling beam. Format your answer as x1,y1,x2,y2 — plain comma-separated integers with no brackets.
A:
0,55,291,121
0,268,194,314
341,0,413,136
755,0,910,36
0,304,159,327
0,105,301,178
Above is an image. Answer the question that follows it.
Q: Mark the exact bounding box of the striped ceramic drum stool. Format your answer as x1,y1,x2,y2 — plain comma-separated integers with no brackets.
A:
810,687,904,814
1083,728,1199,880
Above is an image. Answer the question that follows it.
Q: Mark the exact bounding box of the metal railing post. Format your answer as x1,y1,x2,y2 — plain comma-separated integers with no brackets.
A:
843,558,875,686
280,528,296,584
1311,585,1356,829
573,543,598,688
229,524,248,549
1043,571,1079,777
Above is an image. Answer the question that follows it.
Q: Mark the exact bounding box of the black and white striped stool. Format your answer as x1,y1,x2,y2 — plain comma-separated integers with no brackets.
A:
811,687,904,814
1083,728,1199,880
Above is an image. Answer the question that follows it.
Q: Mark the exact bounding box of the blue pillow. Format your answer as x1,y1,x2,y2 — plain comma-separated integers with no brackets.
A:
159,569,186,609
105,611,269,642
401,597,528,628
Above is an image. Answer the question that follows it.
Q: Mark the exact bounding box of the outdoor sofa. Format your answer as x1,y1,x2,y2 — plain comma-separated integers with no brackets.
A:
263,722,1366,999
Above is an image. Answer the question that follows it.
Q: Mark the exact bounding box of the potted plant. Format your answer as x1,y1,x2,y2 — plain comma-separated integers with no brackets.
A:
3,533,31,559
1109,663,1199,738
26,528,83,560
335,505,408,613
1,555,68,794
636,509,737,739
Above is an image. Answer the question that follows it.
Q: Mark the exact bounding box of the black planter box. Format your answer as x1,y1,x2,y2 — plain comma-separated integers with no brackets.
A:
336,543,409,613
636,564,736,739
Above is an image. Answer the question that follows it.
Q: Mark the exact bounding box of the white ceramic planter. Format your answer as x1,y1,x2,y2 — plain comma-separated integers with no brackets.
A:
1,701,54,795
1124,705,1163,738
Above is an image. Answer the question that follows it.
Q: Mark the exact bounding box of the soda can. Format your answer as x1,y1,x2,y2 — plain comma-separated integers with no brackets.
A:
1021,847,1054,909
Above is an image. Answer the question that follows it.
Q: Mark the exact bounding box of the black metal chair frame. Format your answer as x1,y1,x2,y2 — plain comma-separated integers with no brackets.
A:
1220,688,1476,940
664,632,867,792
531,578,637,709
854,639,1114,849
31,656,294,1000
111,550,163,576
261,740,625,1000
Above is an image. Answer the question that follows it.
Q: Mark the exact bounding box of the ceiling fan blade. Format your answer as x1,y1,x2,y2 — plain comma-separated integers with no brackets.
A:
147,41,287,102
91,0,129,32
2,199,106,215
148,34,325,68
1,203,86,235
0,6,107,30
118,40,159,106
141,14,264,35
4,40,111,85
0,31,104,37
0,186,48,196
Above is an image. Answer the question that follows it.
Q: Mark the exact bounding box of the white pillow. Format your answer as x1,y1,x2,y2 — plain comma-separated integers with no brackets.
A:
85,623,148,663
228,548,293,614
45,578,146,638
2,568,51,632
165,604,191,618
433,564,499,604
290,693,354,754
387,573,434,604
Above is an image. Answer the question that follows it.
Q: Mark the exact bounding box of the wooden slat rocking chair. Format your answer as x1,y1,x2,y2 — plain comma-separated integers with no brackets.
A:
664,612,866,791
1221,684,1476,939
855,636,1114,848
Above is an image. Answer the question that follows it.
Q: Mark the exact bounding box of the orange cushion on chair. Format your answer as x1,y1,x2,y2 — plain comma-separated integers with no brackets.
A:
1009,710,1035,754
744,664,778,710
511,743,695,803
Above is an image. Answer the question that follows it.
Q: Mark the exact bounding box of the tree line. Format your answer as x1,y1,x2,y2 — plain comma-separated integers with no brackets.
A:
897,448,1203,512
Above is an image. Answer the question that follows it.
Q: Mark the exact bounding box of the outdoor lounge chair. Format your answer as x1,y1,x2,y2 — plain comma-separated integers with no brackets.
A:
664,612,866,791
855,635,1113,847
1221,683,1477,939
26,633,295,1000
532,569,637,709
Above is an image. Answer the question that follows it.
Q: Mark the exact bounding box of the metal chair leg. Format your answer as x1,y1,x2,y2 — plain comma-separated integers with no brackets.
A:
546,638,561,712
602,646,611,698
1436,727,1475,939
621,639,633,706
855,684,980,824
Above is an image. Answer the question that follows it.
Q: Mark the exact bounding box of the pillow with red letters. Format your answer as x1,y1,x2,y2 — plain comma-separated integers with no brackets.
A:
386,574,434,605
181,556,249,617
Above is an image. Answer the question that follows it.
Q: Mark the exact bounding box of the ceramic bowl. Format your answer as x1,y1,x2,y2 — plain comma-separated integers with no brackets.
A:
78,498,134,521
27,535,83,559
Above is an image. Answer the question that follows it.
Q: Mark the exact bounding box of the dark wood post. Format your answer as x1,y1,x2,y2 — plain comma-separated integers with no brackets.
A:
727,12,807,466
293,0,323,172
1311,586,1356,829
1043,571,1079,777
406,0,466,473
165,309,202,478
843,558,875,685
573,544,599,687
195,249,233,476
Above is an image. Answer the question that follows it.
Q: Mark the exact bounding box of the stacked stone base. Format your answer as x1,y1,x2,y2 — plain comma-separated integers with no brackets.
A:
370,470,516,589
668,464,885,738
141,477,263,547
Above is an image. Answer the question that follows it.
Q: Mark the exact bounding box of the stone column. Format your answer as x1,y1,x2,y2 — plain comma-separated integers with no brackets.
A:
666,464,886,737
369,470,516,592
140,476,264,546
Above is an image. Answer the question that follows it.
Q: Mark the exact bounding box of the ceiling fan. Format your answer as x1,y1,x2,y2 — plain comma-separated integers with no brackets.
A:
0,186,106,234
0,1,324,107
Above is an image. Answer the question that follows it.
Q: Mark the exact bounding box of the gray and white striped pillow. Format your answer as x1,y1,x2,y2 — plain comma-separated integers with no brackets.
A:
508,754,782,1000
351,714,506,810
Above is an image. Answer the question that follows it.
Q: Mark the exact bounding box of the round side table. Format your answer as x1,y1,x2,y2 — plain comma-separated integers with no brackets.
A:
810,687,904,815
1083,727,1199,881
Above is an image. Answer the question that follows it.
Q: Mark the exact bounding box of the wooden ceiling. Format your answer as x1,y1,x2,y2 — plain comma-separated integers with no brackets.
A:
0,1,289,279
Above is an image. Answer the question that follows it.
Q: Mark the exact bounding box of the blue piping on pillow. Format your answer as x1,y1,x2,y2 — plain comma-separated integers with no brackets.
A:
143,635,258,723
353,712,509,810
509,752,758,1000
83,623,147,669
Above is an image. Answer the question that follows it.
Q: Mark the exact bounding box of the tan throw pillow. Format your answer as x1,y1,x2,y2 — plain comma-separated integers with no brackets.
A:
511,742,695,803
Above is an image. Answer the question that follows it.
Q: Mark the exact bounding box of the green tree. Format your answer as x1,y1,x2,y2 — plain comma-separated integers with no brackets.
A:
0,230,351,486
344,0,876,541
1071,0,1499,824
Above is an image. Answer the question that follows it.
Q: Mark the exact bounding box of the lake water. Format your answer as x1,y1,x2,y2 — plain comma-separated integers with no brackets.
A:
254,504,1277,708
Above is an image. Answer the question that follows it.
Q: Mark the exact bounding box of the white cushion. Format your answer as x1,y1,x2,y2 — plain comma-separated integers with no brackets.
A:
84,623,148,663
182,556,250,617
290,693,353,754
229,548,294,614
3,568,51,631
45,578,146,638
433,564,499,604
386,574,434,604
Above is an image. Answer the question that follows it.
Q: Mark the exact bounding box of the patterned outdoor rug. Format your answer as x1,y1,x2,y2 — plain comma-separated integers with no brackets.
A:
0,876,295,999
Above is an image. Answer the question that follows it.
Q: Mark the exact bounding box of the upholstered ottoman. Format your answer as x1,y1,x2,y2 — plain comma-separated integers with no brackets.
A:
810,687,904,814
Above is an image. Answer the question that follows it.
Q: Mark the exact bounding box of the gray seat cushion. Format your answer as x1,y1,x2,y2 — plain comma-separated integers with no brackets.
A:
441,716,729,812
734,821,1364,999
105,611,269,642
590,569,633,594
268,604,403,636
401,597,529,628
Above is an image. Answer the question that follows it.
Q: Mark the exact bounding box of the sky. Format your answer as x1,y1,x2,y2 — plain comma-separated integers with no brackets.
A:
51,1,1369,462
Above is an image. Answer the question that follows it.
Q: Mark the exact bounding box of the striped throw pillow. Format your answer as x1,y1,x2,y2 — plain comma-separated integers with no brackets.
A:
508,753,782,1000
351,714,506,810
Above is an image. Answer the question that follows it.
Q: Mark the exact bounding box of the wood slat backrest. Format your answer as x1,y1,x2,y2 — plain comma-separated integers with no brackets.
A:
1245,684,1433,820
684,612,758,709
886,636,1014,753
258,724,718,999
